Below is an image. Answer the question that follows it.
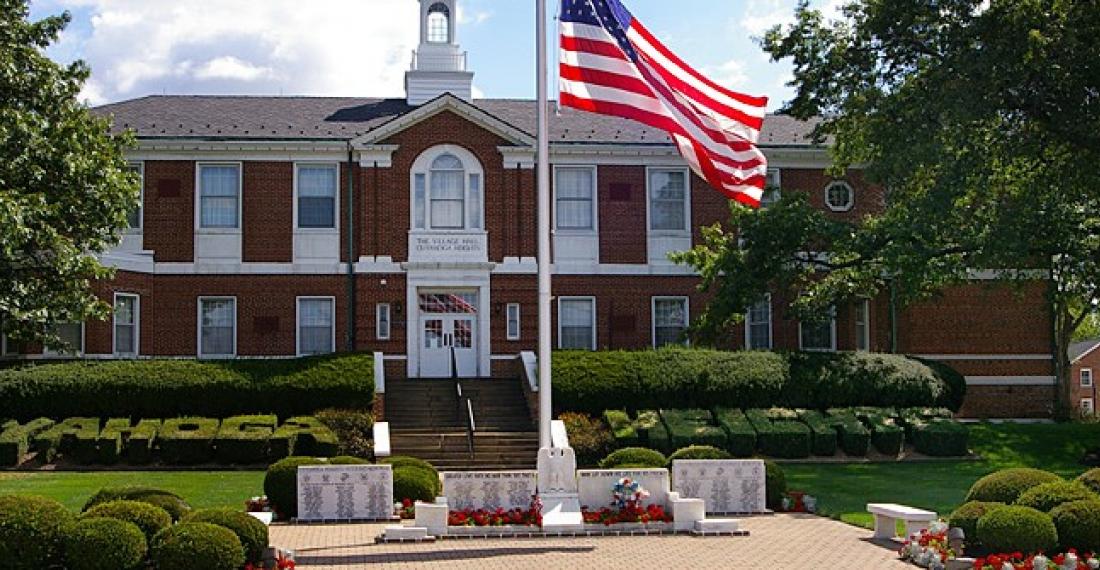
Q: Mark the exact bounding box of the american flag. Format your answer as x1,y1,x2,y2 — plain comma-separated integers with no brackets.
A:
559,0,769,207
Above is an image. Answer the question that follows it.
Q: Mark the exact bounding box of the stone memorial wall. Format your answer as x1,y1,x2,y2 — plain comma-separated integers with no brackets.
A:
442,471,538,511
671,459,767,514
296,464,394,522
576,468,670,509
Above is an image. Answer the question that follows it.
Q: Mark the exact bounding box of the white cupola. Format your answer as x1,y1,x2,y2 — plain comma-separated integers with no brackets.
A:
405,0,475,105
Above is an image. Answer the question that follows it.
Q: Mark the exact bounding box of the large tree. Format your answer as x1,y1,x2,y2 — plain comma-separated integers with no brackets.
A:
0,1,136,350
674,0,1100,417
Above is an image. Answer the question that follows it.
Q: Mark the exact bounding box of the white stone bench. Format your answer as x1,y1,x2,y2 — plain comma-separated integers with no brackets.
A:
866,503,937,540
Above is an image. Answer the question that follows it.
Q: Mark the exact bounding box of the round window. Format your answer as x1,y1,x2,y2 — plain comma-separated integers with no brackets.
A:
824,181,854,212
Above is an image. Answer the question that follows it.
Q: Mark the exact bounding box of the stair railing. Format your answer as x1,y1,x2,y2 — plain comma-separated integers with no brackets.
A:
452,347,475,458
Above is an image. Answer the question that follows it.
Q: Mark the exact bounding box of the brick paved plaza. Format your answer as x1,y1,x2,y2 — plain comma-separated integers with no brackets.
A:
270,514,912,569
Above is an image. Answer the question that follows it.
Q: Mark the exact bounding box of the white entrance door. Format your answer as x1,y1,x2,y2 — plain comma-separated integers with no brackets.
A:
417,292,479,378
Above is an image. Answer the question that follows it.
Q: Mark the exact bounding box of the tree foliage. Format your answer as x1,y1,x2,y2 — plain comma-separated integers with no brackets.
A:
0,0,136,348
674,0,1100,416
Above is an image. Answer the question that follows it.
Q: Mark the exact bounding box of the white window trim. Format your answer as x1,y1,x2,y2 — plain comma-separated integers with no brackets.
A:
651,296,689,347
113,292,140,357
506,303,521,341
42,322,85,357
744,294,773,350
553,165,599,235
1082,368,1094,388
798,310,838,352
824,180,855,212
409,144,485,233
557,296,597,350
197,296,237,359
855,298,871,351
1082,398,1095,415
761,167,781,207
376,303,392,341
127,161,145,233
195,162,244,233
645,166,691,236
296,296,337,357
293,162,340,233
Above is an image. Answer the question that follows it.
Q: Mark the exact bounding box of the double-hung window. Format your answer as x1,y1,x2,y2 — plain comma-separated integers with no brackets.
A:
649,168,689,232
854,299,871,351
199,297,236,357
799,308,837,352
298,297,335,356
126,163,144,230
114,293,139,357
555,167,595,231
297,165,337,229
653,297,688,347
507,303,521,341
558,297,596,350
376,303,391,341
199,164,240,229
760,168,781,207
45,323,83,356
1083,368,1094,388
746,296,772,350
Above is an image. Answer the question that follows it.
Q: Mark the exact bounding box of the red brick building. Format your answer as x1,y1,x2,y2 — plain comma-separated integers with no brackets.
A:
0,0,1057,417
1070,340,1099,417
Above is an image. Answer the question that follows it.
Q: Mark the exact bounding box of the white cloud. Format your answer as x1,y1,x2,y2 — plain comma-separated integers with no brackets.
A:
456,5,492,25
704,59,750,90
739,0,797,37
46,0,419,104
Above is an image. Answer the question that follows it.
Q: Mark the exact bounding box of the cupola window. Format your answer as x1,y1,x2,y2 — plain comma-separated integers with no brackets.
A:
427,3,450,43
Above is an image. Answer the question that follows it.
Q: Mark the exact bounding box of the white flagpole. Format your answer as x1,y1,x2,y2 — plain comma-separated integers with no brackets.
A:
536,0,553,450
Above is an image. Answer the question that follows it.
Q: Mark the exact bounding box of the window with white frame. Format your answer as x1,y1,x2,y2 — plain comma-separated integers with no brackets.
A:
45,323,83,356
199,298,236,357
649,168,689,232
800,308,837,351
1083,368,1094,388
824,180,854,212
760,168,781,207
412,148,483,231
376,303,391,341
1082,398,1095,415
653,297,688,347
427,2,450,43
558,297,596,350
198,164,240,229
126,162,144,230
114,294,139,357
297,165,338,229
555,167,596,231
855,299,870,351
746,296,772,350
506,303,521,341
298,298,335,356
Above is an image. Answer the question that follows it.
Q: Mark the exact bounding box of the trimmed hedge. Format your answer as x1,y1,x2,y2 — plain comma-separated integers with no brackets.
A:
745,409,810,459
712,408,757,457
394,466,440,504
159,418,220,465
965,468,1062,504
947,501,1004,548
765,461,786,510
82,487,191,522
553,348,965,414
603,410,639,447
151,522,245,570
214,415,277,464
83,499,172,543
380,455,438,474
315,408,374,459
96,419,159,465
0,418,54,467
599,447,668,469
559,413,613,467
667,445,731,466
1077,468,1100,495
64,517,146,570
661,409,727,450
909,418,970,457
632,410,671,452
1050,499,1100,552
0,494,75,570
976,505,1058,555
824,409,870,457
185,508,269,563
0,353,375,420
271,416,339,458
849,407,904,456
32,417,99,464
264,456,372,519
797,410,838,456
1015,481,1099,513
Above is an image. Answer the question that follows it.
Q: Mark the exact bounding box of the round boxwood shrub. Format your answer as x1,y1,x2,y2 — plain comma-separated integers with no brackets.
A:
84,499,171,542
0,494,75,570
947,501,1005,547
264,456,325,519
1015,480,1099,513
1077,468,1100,495
81,486,190,522
151,522,245,570
976,505,1058,555
393,466,440,503
380,455,437,474
667,445,731,467
1050,499,1100,552
598,447,667,469
64,517,146,570
185,508,268,564
765,460,786,510
965,468,1062,504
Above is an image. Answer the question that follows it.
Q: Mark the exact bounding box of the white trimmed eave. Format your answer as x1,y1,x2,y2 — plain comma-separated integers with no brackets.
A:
547,142,832,167
351,93,535,148
127,138,350,161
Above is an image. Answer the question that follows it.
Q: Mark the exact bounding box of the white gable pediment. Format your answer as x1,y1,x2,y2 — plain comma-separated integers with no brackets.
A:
350,94,534,149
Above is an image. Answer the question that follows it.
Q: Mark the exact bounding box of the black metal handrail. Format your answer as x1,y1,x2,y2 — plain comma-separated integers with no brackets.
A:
452,347,475,458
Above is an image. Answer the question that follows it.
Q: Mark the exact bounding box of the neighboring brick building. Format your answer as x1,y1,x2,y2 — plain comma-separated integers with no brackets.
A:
0,0,1057,418
1070,340,1100,417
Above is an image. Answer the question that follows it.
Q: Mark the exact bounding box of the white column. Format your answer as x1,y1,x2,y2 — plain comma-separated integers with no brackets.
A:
536,0,553,449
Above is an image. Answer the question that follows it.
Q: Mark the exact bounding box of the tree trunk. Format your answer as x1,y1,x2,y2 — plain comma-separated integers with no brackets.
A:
1052,299,1075,420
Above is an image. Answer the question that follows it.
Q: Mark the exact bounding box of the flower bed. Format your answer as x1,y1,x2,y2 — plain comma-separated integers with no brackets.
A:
580,477,672,528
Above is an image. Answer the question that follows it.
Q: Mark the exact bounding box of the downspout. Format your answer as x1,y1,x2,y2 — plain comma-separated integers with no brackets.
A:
346,145,357,352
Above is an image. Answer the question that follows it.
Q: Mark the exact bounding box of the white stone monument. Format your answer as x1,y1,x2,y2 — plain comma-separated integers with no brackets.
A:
577,468,670,509
537,447,584,532
442,471,538,511
296,464,393,522
671,459,767,514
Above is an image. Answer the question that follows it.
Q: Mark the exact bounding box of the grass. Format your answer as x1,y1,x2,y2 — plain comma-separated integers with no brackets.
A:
0,471,265,511
784,422,1100,528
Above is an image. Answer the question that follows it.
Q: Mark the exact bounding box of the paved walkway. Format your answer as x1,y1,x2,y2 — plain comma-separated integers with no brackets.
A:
270,514,913,569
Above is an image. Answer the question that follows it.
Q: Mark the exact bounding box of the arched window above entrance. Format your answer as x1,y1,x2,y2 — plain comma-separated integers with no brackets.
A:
411,145,484,232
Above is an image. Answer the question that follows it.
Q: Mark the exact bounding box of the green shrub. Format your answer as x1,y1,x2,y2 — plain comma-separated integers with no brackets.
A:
394,465,440,504
560,412,613,466
150,522,245,570
82,487,191,522
661,409,727,450
965,468,1063,504
947,501,1005,548
976,505,1058,555
379,455,437,474
823,409,870,457
264,456,326,519
745,409,811,459
315,408,374,459
271,417,339,458
159,417,220,464
849,408,904,456
598,447,667,469
32,417,99,463
64,517,146,570
0,495,75,570
1015,481,1099,513
632,410,671,452
602,410,639,447
797,410,838,456
95,419,160,465
0,354,376,420
765,461,786,510
713,407,757,457
1050,499,1100,552
667,445,731,467
214,415,277,464
898,407,954,438
0,418,54,467
910,419,970,457
185,508,269,564
1076,468,1100,495
84,499,172,543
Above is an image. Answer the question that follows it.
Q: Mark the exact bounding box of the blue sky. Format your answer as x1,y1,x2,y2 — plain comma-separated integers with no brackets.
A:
28,0,839,110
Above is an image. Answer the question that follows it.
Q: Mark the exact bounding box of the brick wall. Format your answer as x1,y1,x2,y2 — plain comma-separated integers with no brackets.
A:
243,162,293,263
598,165,647,264
143,161,195,262
1072,345,1100,415
959,385,1055,418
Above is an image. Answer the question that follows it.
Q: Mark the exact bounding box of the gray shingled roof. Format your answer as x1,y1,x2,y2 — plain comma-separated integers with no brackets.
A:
1070,339,1100,362
91,95,820,147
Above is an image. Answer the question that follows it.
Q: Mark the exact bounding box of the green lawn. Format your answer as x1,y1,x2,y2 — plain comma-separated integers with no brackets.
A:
0,470,265,511
785,422,1100,528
